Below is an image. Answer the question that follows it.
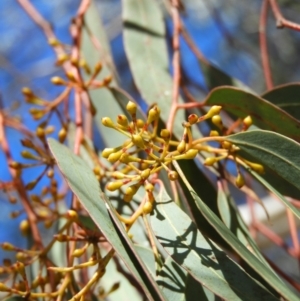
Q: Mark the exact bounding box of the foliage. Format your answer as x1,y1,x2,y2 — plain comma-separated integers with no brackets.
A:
0,0,300,300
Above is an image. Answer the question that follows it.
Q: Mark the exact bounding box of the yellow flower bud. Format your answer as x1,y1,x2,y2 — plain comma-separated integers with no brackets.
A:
103,75,112,86
102,148,115,158
247,162,264,174
243,116,253,129
107,181,124,191
211,115,223,129
36,127,45,139
140,169,151,180
222,141,232,149
72,248,85,258
144,183,154,191
177,140,186,153
94,62,102,75
204,157,217,166
58,127,67,143
168,171,178,181
147,106,160,124
19,220,30,236
108,151,122,163
136,119,145,128
132,134,145,149
143,201,153,214
21,150,37,160
209,130,219,137
184,149,198,159
205,105,222,119
51,76,66,85
126,101,137,115
56,53,69,66
188,114,198,125
120,153,130,163
117,114,129,127
235,173,245,188
102,117,114,128
25,180,38,190
160,129,171,140
1,242,15,251
112,171,125,179
67,210,78,220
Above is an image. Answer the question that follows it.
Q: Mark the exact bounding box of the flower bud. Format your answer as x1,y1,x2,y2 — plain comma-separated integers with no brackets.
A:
184,149,198,159
56,53,69,66
102,117,114,128
51,76,66,85
143,201,153,214
103,75,112,86
235,173,245,188
102,148,115,158
21,150,37,160
72,248,85,258
136,119,144,128
126,101,137,115
58,127,67,143
120,153,130,163
1,242,14,251
204,157,217,166
188,114,198,125
168,171,178,181
160,129,170,140
140,169,150,180
117,115,129,127
147,106,160,124
67,210,78,220
132,134,145,148
144,183,154,191
243,116,253,130
107,181,124,191
209,130,219,137
108,151,122,163
211,115,223,129
25,180,38,190
19,220,30,236
205,105,222,119
177,140,186,153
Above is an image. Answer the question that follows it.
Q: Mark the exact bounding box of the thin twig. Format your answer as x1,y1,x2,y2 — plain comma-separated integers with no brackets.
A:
259,0,274,90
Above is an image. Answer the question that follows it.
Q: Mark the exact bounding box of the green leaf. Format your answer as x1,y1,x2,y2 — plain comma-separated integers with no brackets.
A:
173,162,298,301
150,188,279,301
123,0,185,138
81,0,124,147
157,256,215,301
204,87,300,142
261,83,300,121
227,130,300,205
48,139,164,301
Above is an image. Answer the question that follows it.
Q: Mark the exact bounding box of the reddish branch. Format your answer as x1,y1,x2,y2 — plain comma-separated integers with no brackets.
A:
259,0,273,90
268,0,300,31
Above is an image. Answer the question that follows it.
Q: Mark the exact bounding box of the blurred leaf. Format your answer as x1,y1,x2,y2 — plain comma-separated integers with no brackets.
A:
123,0,185,138
205,87,300,142
81,0,124,146
217,180,275,266
150,188,279,301
157,256,215,301
227,130,300,209
173,162,298,301
262,83,300,121
199,60,251,91
135,245,156,278
48,139,164,301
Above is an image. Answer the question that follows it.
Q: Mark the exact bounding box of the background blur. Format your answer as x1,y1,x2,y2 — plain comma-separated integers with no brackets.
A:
0,0,300,281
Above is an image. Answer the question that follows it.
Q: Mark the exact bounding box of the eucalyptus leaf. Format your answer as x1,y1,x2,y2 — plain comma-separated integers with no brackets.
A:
227,130,300,204
48,139,163,301
150,188,278,301
123,0,185,138
261,83,300,121
81,0,124,146
204,87,300,142
157,256,215,301
173,162,298,301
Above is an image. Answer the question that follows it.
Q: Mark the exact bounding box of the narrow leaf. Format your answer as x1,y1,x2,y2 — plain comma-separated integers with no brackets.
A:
123,0,185,137
157,256,215,301
204,87,300,142
48,139,163,301
227,130,300,202
173,162,298,301
150,188,279,301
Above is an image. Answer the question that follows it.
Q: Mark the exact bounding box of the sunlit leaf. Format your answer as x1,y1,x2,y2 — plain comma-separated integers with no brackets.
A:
81,0,124,146
123,0,185,138
48,139,164,301
150,188,278,301
227,130,300,206
173,161,298,301
205,87,300,142
157,256,215,301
